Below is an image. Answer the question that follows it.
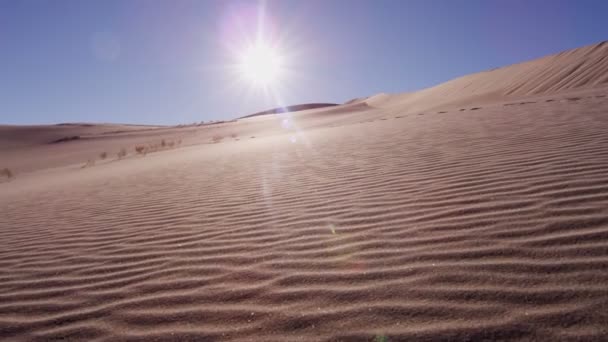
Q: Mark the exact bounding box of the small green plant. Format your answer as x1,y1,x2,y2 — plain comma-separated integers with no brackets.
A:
1,168,14,179
117,148,127,159
99,152,107,160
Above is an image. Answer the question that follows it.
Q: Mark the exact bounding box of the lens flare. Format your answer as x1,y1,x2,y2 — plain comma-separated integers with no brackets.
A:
238,42,284,87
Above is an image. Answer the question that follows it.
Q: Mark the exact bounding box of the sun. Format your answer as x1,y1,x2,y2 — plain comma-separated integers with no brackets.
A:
237,42,284,87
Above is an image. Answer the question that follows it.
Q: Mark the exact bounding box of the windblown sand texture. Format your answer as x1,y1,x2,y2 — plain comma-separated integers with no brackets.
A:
2,42,608,341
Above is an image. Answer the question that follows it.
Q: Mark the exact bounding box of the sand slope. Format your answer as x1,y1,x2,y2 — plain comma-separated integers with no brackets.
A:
2,42,608,341
366,41,608,112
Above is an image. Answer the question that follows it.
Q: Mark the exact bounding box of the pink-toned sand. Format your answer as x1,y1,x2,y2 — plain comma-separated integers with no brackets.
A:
2,42,608,341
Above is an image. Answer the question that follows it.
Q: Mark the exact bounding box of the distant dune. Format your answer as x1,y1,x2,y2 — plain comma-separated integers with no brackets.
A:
240,103,339,118
2,41,608,341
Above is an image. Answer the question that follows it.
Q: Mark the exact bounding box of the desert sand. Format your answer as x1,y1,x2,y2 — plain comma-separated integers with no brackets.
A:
2,42,608,341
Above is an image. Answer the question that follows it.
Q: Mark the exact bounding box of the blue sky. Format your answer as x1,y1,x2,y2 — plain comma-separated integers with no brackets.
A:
1,0,608,125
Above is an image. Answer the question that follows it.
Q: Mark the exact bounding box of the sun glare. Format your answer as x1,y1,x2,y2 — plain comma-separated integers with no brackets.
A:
238,42,284,87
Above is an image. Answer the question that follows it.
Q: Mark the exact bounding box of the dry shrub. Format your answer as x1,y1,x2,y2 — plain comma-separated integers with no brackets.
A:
1,168,13,179
135,145,147,155
99,152,107,160
161,139,166,148
117,148,127,159
211,135,223,143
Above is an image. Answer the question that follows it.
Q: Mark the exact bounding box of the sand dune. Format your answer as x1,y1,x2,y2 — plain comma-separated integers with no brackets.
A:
2,42,608,341
240,103,339,119
365,41,608,112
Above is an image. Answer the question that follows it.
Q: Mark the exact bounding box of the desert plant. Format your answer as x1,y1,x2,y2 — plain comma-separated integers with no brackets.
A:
211,135,223,143
99,152,107,160
1,168,13,179
117,148,127,159
161,139,166,148
135,145,147,155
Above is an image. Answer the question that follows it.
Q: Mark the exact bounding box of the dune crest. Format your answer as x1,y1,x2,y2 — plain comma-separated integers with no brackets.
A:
365,41,608,111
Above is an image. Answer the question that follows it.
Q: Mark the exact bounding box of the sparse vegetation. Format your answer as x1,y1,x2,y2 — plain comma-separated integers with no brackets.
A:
1,168,14,180
135,145,147,155
106,139,184,162
117,148,127,159
212,135,223,143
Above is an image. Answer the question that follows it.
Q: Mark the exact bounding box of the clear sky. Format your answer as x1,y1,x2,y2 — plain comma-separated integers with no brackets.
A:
2,0,608,125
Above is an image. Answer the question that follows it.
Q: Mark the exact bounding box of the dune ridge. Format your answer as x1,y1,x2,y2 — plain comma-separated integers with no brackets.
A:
240,103,340,119
365,41,608,111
